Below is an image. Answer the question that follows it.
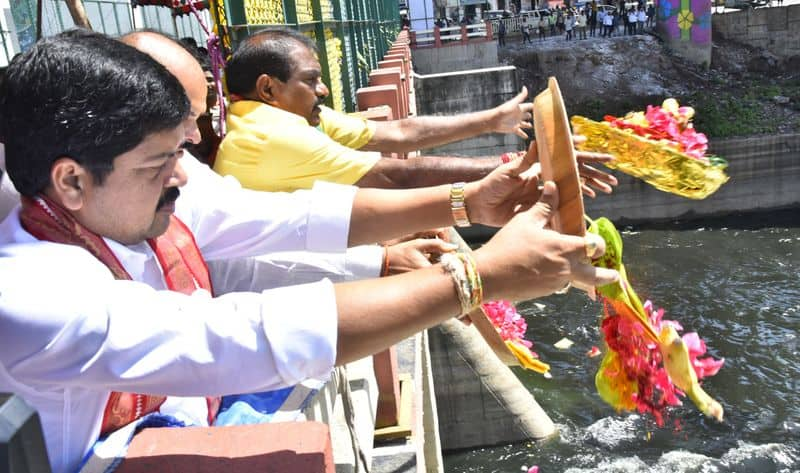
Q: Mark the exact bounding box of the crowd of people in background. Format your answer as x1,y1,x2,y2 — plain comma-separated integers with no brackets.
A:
493,0,656,45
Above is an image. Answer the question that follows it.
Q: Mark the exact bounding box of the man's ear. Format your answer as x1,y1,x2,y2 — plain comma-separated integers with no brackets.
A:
254,73,280,106
48,158,91,211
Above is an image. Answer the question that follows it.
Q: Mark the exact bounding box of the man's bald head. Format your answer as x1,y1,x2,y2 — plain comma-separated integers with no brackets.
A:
121,31,204,83
121,31,207,144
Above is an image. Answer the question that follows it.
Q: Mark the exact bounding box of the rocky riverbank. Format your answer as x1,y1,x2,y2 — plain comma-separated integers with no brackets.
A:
500,32,800,138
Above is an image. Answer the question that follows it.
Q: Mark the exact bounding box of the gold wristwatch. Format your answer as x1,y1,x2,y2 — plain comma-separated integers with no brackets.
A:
450,182,471,227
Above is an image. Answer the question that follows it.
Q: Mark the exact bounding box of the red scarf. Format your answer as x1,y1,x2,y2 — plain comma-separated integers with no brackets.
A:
19,194,221,436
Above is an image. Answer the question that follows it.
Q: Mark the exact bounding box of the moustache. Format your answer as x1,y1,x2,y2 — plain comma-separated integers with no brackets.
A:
156,187,180,211
314,97,326,108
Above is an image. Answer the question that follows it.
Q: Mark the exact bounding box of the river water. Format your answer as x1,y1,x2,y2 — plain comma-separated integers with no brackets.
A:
445,213,800,472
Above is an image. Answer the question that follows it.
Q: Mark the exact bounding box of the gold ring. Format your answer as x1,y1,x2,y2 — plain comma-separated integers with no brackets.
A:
584,235,598,259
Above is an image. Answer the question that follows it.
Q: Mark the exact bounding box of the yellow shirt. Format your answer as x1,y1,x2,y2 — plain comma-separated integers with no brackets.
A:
318,105,376,150
214,101,380,192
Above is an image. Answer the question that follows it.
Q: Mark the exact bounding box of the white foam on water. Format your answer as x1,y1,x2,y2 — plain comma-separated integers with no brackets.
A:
562,441,798,472
718,441,798,471
652,450,719,472
564,456,649,472
584,414,642,449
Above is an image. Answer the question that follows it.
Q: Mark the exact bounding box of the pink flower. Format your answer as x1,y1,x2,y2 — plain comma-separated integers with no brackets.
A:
678,127,709,160
606,100,710,162
682,332,725,378
482,300,537,353
599,298,721,426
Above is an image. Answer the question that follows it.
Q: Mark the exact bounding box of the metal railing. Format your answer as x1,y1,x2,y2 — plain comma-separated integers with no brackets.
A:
410,20,493,49
0,0,212,63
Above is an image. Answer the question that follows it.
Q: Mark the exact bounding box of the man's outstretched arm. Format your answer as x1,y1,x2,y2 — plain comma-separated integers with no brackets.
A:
354,154,503,189
360,87,533,153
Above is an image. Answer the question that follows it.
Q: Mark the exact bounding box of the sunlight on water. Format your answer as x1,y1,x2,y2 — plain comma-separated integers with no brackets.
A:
445,220,800,472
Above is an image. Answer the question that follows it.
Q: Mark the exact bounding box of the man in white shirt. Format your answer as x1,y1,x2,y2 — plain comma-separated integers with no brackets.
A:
0,33,617,472
628,9,638,35
603,11,614,37
637,7,647,33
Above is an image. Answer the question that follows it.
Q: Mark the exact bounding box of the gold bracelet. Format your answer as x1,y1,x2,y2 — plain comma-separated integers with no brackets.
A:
457,253,483,309
440,253,471,314
450,182,471,227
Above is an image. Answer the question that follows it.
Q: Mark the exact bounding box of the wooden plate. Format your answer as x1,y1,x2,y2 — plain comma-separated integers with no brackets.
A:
533,78,585,237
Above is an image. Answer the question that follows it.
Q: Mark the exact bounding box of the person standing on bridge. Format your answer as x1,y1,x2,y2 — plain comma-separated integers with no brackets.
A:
565,12,575,40
637,6,646,33
603,10,614,36
577,9,588,39
538,15,548,41
521,17,532,44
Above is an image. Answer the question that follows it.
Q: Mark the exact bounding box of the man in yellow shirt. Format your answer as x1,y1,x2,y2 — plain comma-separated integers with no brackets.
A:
215,29,616,194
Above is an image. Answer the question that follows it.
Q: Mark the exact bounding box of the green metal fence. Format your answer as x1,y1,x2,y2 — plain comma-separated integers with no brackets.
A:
1,0,399,113
222,0,400,112
0,0,214,65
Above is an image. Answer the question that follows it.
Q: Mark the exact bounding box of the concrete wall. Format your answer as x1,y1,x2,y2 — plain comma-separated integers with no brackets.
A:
585,133,800,224
414,66,526,157
411,41,500,75
712,5,800,59
429,320,556,451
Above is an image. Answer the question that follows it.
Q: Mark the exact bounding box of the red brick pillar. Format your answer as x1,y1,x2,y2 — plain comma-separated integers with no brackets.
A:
117,422,335,473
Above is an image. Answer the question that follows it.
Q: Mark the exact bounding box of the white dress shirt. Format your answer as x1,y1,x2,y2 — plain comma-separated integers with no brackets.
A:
0,153,361,473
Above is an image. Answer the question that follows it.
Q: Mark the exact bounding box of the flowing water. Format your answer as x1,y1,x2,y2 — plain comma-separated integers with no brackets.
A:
445,213,800,472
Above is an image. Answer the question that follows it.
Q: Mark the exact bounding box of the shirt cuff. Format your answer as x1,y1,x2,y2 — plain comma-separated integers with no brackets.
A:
307,181,357,253
260,279,338,386
343,245,383,280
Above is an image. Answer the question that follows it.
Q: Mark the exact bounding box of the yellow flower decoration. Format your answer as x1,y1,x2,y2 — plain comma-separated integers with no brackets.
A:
678,10,694,30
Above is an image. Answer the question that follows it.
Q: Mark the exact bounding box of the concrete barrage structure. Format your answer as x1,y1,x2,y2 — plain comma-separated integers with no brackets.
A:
712,4,800,60
655,0,713,66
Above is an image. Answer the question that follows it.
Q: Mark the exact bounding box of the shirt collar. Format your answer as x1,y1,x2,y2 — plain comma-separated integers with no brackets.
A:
102,237,154,283
229,100,309,126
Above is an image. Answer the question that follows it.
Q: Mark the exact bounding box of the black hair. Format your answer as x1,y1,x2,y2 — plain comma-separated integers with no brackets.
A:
0,30,190,196
179,36,198,49
225,28,317,96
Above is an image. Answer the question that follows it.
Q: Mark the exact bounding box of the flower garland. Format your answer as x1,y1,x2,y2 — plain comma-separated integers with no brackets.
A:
589,216,724,425
483,300,550,376
598,299,724,426
603,98,711,163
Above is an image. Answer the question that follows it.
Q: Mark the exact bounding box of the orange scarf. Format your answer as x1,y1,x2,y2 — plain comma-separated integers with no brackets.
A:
20,194,221,436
